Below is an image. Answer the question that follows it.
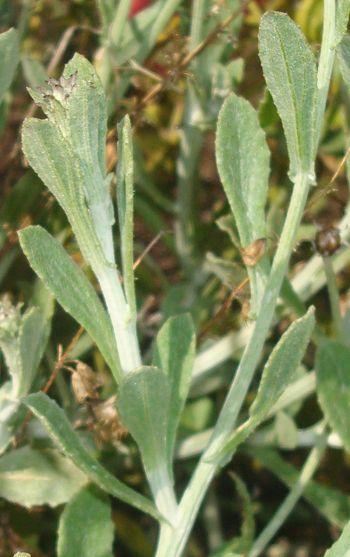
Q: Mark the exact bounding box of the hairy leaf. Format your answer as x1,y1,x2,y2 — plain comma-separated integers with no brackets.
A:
24,392,160,520
118,366,177,518
57,486,114,557
259,12,317,179
153,314,196,469
0,447,87,507
19,226,121,381
337,35,350,86
207,307,315,462
216,92,269,247
117,115,136,317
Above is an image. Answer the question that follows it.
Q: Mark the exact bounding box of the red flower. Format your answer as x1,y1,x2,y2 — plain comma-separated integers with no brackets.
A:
129,0,152,18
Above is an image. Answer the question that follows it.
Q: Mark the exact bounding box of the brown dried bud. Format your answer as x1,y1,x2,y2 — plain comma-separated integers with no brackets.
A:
71,362,100,404
315,226,341,257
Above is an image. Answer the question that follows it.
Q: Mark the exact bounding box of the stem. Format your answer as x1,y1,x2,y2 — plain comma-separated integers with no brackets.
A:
155,2,337,554
248,425,327,557
95,264,141,374
156,171,312,557
323,255,345,342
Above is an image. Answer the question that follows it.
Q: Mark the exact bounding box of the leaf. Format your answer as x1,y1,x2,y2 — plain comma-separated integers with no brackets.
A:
259,12,317,179
206,307,315,462
0,28,20,101
21,118,105,270
117,115,136,317
216,92,269,248
118,366,177,519
249,306,315,418
0,447,87,507
19,226,121,382
153,314,196,469
337,35,350,87
216,92,270,313
316,340,350,452
335,1,350,46
18,308,48,396
244,447,350,528
24,392,160,520
325,521,350,556
57,486,114,557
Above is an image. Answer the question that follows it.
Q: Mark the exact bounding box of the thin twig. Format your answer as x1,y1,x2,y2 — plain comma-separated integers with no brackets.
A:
42,325,84,394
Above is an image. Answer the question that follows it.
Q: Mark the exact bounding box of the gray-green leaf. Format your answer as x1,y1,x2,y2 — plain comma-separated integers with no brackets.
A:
118,366,177,519
337,34,350,87
24,392,160,520
57,486,114,557
0,28,20,102
207,307,315,462
216,92,270,313
153,314,196,470
117,115,136,318
216,92,269,248
316,340,350,452
259,12,317,179
19,226,121,382
0,447,87,507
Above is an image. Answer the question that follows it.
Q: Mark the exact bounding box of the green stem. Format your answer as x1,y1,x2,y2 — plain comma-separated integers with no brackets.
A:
323,255,345,342
156,171,312,557
155,2,336,554
248,424,327,557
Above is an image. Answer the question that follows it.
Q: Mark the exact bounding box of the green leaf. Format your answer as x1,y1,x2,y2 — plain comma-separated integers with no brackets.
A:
216,92,269,248
24,392,160,520
17,307,48,395
0,447,87,507
244,447,350,528
325,521,350,556
57,486,114,557
249,306,315,419
337,35,350,86
153,314,196,469
207,307,315,462
0,28,19,101
19,226,121,382
118,366,177,519
259,12,317,179
117,115,136,318
335,1,350,46
316,340,350,452
21,118,105,270
216,92,270,313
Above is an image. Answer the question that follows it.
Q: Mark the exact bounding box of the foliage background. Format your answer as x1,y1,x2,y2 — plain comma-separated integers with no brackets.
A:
1,0,350,555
